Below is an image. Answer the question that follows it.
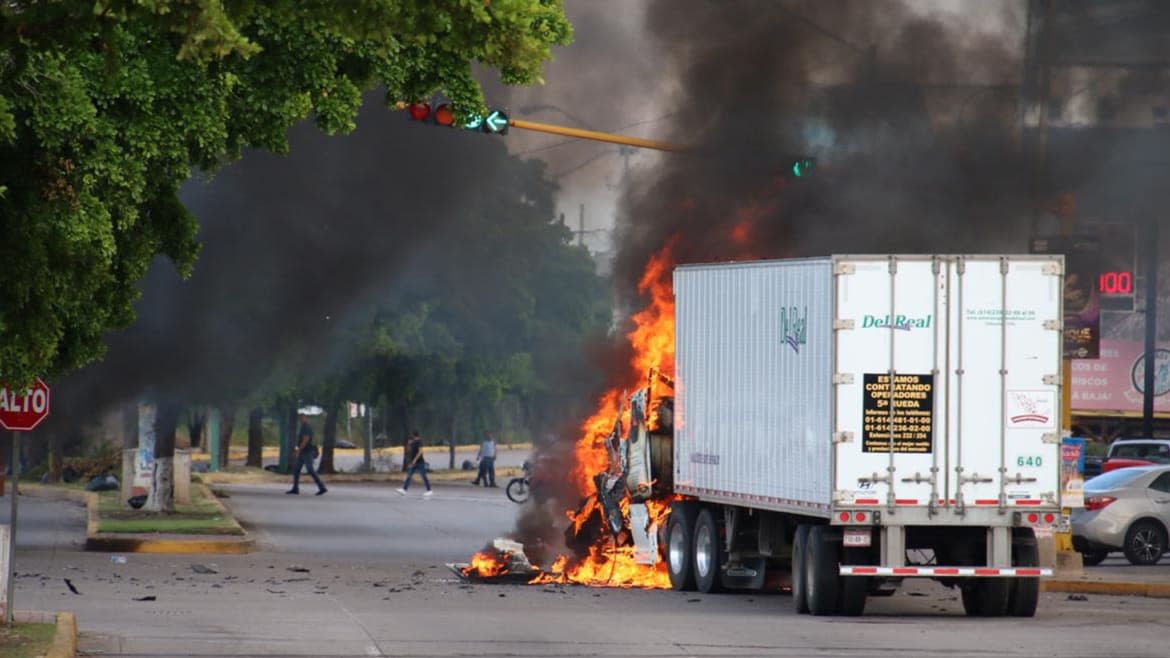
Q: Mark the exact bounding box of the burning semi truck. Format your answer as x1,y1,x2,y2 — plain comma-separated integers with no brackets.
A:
471,254,1064,617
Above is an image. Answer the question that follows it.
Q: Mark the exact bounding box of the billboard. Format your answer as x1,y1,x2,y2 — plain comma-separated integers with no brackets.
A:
1071,339,1170,414
1030,235,1101,359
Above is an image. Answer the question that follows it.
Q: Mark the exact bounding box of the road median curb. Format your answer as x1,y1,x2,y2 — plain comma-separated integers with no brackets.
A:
84,486,255,555
1042,579,1170,598
47,611,78,658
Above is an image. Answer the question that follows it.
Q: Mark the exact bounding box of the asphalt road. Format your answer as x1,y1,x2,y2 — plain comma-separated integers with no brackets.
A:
6,485,1170,657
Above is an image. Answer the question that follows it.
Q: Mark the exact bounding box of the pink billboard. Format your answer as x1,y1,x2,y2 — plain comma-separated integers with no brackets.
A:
1071,339,1170,414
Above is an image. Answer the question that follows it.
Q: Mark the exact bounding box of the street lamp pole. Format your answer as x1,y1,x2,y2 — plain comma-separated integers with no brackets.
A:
1141,215,1159,437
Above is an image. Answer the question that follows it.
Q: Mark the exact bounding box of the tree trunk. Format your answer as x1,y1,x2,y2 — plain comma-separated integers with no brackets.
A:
284,403,298,475
150,399,180,513
399,399,413,471
47,431,62,482
122,403,139,450
448,413,458,470
186,408,207,451
220,405,236,469
319,396,341,474
246,408,263,468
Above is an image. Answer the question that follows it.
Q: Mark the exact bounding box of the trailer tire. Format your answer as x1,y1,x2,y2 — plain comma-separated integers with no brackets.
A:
838,547,868,616
1008,533,1039,618
693,508,725,593
666,503,698,591
791,524,810,614
961,579,1010,617
805,525,840,616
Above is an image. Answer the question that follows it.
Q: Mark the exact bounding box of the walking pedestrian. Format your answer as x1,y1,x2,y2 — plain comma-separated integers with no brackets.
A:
471,432,497,487
397,430,433,497
287,413,327,496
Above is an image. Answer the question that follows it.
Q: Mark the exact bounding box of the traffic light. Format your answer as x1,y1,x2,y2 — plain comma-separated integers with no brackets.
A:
788,156,816,179
405,100,508,136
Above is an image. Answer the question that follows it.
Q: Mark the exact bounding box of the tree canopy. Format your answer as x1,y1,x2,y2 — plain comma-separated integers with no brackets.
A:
0,0,572,386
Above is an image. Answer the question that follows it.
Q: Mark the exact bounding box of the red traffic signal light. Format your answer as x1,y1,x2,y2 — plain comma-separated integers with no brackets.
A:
433,103,455,127
407,102,431,121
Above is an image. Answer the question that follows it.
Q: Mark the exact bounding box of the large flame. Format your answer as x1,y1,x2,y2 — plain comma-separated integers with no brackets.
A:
537,238,680,590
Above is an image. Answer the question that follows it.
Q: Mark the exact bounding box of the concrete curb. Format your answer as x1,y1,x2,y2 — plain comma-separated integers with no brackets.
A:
1042,579,1170,598
46,611,78,658
84,485,255,555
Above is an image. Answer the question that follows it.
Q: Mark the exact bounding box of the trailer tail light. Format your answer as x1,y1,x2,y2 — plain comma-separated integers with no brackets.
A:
1084,496,1117,512
837,511,873,524
1027,513,1039,524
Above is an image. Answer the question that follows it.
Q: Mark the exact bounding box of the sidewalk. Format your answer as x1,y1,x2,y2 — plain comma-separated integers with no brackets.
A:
1042,561,1170,598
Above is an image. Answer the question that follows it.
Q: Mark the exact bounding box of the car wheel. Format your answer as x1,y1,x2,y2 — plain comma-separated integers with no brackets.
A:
666,503,697,591
791,524,810,614
1080,550,1110,567
693,508,724,593
1122,520,1167,566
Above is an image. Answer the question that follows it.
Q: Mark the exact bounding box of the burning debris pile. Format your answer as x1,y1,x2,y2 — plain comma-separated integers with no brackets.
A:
453,539,540,582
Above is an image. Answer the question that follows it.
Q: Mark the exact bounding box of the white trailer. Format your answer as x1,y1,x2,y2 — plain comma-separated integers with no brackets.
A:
660,255,1063,616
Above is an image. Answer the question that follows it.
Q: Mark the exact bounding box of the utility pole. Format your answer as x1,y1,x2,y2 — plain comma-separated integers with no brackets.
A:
1141,216,1159,437
578,204,585,247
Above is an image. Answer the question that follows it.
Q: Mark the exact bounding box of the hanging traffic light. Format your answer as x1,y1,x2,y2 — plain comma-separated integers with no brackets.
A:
407,102,431,121
404,98,508,136
788,156,816,179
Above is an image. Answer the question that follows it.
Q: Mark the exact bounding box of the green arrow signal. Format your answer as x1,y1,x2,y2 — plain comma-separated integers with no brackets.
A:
484,109,509,135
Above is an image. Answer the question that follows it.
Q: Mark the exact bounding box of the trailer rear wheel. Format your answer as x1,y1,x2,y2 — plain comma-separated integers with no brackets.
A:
1008,537,1040,617
666,503,697,591
791,524,810,614
961,579,1010,617
838,547,868,616
693,508,725,593
805,525,840,616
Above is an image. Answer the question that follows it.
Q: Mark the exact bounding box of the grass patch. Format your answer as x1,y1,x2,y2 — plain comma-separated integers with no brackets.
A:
96,486,243,535
0,622,55,658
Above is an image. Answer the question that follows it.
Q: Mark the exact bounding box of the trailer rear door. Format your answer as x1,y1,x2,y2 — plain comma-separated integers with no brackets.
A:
833,255,1063,515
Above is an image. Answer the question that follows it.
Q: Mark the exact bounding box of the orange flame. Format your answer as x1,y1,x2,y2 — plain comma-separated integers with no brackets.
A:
540,239,681,589
462,550,511,578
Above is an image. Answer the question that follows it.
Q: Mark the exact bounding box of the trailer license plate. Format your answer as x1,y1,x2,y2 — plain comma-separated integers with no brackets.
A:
843,528,871,547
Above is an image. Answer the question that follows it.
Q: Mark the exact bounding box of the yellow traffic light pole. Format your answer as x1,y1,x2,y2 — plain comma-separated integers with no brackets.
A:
508,118,688,153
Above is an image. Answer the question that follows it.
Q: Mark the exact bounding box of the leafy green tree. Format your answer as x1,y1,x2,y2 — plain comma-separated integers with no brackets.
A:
0,0,572,386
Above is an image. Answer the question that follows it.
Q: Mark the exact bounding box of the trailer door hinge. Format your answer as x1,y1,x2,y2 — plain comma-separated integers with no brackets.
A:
1043,374,1060,385
834,319,855,331
835,262,856,275
1043,320,1062,331
833,373,855,385
1042,262,1063,276
833,431,854,444
1042,433,1060,444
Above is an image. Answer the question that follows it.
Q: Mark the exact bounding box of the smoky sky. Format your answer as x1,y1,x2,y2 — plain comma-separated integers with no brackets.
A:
609,0,1041,304
48,98,538,426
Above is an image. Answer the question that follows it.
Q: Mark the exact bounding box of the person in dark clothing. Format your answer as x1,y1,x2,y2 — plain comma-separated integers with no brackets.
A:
471,432,498,487
287,413,327,495
397,430,433,496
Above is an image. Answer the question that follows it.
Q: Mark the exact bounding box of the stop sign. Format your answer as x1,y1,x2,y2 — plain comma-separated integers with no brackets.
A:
0,378,51,431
